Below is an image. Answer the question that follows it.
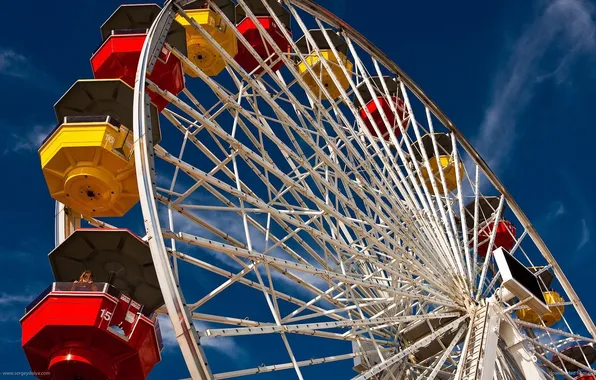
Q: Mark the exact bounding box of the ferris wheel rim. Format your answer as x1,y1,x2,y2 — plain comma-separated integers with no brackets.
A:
112,0,596,378
132,2,214,379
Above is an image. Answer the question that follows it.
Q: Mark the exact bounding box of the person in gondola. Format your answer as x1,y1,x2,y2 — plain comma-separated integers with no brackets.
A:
71,270,98,291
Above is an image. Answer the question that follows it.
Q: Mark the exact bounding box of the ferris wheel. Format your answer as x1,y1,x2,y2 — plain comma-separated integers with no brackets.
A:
20,0,596,379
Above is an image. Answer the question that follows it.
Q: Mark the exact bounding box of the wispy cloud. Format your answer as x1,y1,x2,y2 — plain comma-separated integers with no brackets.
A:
546,201,566,221
157,314,179,349
535,200,567,235
576,218,590,251
165,200,329,296
195,320,247,357
0,49,29,78
0,337,22,344
157,315,247,359
0,293,35,306
557,169,594,254
474,0,596,173
0,291,35,323
0,47,61,92
3,124,54,155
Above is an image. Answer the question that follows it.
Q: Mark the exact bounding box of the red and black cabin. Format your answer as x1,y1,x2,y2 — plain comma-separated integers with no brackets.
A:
21,282,163,380
234,0,292,74
551,344,596,377
355,76,409,141
21,229,165,380
463,197,517,257
91,4,187,112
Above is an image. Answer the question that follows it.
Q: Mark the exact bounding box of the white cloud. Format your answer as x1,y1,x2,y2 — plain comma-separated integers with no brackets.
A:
474,0,596,174
164,201,329,295
157,315,246,358
576,218,590,251
0,337,21,344
0,47,61,92
546,201,566,221
0,291,36,323
0,292,35,306
4,124,54,155
0,312,20,323
0,49,29,78
536,332,569,348
194,320,247,357
157,314,179,348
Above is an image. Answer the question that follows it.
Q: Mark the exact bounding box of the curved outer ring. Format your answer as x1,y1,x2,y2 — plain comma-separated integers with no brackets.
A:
132,2,213,379
122,0,596,378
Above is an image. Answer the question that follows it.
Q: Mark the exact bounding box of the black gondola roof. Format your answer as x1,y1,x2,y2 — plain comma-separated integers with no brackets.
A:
463,196,503,227
236,0,291,29
551,344,596,372
54,79,161,144
296,29,347,55
355,76,401,105
49,229,164,313
411,133,453,162
100,4,187,55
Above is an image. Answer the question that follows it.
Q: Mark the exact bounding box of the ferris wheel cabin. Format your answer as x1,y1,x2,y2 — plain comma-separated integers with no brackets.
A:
21,229,164,380
296,29,353,100
90,4,186,112
411,133,465,193
463,196,517,258
551,344,596,377
515,290,565,327
493,248,565,328
39,79,160,217
176,0,238,77
355,76,410,141
234,0,292,74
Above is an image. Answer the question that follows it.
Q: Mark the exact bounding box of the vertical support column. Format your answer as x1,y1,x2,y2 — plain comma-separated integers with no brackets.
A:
463,300,545,380
499,317,547,380
479,302,501,380
457,302,504,380
54,201,80,247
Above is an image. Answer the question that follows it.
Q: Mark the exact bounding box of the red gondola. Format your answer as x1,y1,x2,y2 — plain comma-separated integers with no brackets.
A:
21,229,165,379
477,219,516,257
91,4,186,111
355,77,409,141
21,283,162,380
234,0,292,74
463,197,517,257
551,344,596,375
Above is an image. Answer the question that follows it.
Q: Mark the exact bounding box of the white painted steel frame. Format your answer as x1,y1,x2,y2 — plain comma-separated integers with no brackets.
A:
47,0,596,379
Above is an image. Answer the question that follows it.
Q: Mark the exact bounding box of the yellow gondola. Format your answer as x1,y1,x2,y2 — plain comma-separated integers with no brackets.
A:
176,0,237,77
516,291,565,327
40,79,160,217
411,133,464,194
296,29,352,100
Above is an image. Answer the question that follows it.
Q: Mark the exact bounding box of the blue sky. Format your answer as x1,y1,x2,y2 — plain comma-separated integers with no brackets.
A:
0,0,595,378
